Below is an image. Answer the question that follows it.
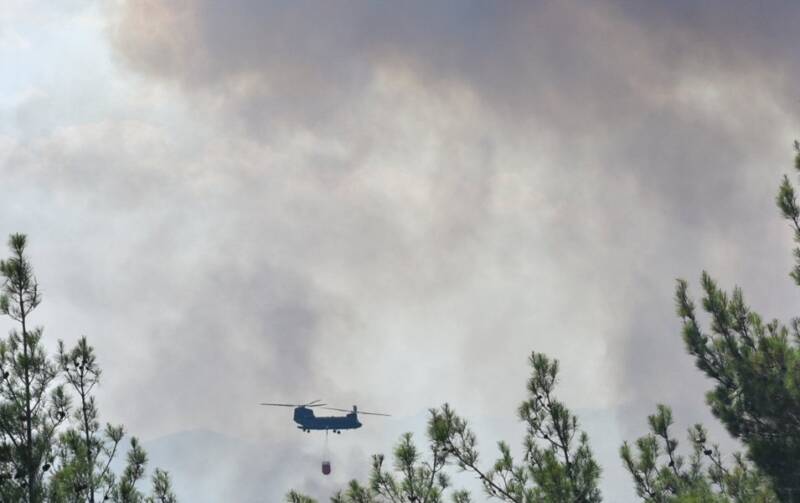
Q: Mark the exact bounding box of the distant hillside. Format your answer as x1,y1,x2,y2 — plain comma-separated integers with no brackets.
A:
138,430,322,502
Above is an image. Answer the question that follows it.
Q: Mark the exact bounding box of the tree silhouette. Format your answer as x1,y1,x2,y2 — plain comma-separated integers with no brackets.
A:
0,234,177,502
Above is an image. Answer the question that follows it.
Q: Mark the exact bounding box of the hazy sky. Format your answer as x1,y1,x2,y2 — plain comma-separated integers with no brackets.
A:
2,1,800,501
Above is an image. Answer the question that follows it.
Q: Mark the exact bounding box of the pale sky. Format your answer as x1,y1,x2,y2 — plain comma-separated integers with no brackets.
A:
2,1,800,501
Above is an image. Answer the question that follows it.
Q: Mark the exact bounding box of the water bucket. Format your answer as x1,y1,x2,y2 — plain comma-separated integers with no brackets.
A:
321,460,331,475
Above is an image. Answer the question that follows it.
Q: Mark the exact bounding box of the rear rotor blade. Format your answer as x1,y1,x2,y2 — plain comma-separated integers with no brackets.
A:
357,411,391,417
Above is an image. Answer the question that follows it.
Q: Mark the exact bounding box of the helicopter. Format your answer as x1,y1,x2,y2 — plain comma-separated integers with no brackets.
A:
260,400,390,434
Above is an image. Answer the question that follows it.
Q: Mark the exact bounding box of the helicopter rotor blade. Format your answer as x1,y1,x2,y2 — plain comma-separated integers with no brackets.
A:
261,401,328,408
321,407,390,417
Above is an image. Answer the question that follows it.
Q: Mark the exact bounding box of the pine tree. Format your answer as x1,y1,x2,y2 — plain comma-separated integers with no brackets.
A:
146,469,177,503
47,337,126,503
0,234,177,502
0,234,69,502
672,143,800,501
429,352,601,503
287,491,318,503
621,405,775,502
331,430,459,503
112,437,149,503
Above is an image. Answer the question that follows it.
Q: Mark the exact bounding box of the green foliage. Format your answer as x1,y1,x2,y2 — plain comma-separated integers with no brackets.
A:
666,145,800,501
0,234,177,502
146,469,177,503
777,142,800,285
286,491,318,503
676,271,800,499
48,337,125,503
621,405,775,502
320,430,454,503
429,352,601,503
113,437,148,503
0,233,69,502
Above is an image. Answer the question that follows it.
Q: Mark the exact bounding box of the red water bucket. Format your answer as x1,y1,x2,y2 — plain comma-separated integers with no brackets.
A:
321,461,331,475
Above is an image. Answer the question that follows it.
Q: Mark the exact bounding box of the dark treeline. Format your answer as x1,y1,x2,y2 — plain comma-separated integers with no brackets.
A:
0,234,177,503
289,146,800,502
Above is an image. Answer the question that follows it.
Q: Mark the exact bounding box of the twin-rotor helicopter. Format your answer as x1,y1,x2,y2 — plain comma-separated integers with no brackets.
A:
260,399,390,434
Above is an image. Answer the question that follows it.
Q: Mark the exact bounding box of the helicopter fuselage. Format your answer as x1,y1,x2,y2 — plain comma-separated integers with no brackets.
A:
293,406,362,433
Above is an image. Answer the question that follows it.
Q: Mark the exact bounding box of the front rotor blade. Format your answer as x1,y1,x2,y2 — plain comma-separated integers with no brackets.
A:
306,403,327,408
321,407,351,413
260,403,299,407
